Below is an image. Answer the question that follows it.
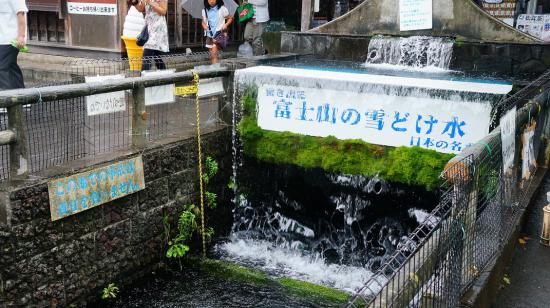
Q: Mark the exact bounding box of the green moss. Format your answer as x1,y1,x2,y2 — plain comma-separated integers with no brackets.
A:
238,95,453,191
277,277,350,306
198,259,271,285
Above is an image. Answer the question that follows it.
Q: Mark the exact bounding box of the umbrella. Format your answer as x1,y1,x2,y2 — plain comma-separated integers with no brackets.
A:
181,0,239,20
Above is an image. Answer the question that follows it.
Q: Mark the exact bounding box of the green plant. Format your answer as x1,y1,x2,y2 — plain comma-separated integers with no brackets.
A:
101,283,119,300
165,156,220,261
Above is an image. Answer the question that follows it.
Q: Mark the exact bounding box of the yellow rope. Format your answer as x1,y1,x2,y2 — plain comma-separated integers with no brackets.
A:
192,71,207,258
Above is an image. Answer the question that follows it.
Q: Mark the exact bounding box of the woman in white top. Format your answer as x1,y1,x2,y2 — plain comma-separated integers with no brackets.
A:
202,0,233,64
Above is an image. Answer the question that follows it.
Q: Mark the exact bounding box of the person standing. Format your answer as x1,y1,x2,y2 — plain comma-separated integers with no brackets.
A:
202,0,233,64
131,0,169,70
0,0,28,90
243,0,269,56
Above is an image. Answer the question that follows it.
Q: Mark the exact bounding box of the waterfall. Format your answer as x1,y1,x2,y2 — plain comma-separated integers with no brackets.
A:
365,36,454,70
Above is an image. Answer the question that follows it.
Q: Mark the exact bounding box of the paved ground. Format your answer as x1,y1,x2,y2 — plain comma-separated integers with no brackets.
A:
494,175,550,308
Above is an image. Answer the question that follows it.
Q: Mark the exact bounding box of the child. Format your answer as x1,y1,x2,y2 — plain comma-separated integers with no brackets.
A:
202,0,233,64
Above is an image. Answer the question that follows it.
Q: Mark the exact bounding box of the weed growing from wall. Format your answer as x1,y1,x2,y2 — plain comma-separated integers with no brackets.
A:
165,156,219,264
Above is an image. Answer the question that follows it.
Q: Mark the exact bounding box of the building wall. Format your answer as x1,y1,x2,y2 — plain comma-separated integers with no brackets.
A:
0,128,232,307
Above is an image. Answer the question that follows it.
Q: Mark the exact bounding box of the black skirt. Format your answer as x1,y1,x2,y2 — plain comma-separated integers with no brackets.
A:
0,45,25,90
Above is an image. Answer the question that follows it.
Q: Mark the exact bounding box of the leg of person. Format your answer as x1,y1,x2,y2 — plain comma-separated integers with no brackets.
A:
252,22,265,56
244,21,253,44
153,50,166,70
0,45,24,90
211,45,219,64
142,48,155,71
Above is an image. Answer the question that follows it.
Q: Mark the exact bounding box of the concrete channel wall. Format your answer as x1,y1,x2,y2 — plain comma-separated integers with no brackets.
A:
0,128,232,307
280,32,550,81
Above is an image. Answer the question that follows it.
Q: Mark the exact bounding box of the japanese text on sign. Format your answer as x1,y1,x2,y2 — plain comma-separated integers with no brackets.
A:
85,75,126,116
257,85,492,154
400,0,432,31
47,156,145,221
67,2,117,15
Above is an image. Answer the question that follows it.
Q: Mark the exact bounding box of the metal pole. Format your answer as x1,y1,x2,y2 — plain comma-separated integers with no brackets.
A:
131,85,147,148
7,105,29,179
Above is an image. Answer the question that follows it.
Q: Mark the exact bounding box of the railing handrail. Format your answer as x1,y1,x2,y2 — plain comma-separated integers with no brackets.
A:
0,67,231,108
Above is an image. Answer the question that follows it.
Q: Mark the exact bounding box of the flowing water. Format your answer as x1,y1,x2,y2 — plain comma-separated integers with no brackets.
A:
365,35,454,70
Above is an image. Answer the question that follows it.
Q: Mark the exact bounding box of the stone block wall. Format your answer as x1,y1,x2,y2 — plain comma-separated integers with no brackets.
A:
0,128,232,307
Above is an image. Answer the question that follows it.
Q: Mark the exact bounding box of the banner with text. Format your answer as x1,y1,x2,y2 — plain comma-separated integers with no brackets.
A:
67,0,117,15
48,156,145,221
257,85,492,154
400,0,432,31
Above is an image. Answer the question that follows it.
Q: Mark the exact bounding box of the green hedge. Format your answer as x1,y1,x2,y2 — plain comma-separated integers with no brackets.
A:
238,94,453,191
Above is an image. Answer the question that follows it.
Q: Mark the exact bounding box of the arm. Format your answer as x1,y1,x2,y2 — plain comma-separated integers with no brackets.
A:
222,16,233,32
131,0,145,13
144,0,167,16
16,12,26,49
202,9,208,31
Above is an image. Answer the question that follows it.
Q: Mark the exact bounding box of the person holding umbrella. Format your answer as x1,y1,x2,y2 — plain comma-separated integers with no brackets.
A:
202,0,233,64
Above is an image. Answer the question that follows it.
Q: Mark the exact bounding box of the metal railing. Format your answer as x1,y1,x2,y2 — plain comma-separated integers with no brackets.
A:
0,67,231,181
346,81,550,307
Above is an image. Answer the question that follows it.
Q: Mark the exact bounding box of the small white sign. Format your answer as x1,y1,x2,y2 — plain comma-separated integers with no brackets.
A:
85,75,126,116
400,0,433,31
516,14,550,41
67,2,117,16
197,77,225,98
142,69,175,106
257,85,492,154
521,122,537,180
500,106,516,173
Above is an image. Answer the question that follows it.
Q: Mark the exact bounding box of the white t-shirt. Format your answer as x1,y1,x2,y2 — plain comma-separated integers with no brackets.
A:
0,0,28,45
202,5,229,34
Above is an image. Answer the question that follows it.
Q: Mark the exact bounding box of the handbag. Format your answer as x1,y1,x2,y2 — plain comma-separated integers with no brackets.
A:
136,25,149,46
237,2,254,23
213,31,228,49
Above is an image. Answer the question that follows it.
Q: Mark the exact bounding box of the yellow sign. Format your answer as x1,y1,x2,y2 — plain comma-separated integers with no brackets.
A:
47,156,145,221
174,85,198,96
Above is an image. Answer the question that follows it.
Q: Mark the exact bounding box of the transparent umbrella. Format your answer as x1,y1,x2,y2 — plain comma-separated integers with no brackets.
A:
181,0,239,19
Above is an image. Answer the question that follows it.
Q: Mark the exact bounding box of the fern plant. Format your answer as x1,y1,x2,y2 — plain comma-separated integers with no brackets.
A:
101,283,119,300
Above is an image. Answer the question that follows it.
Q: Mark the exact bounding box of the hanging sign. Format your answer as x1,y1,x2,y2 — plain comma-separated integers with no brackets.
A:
399,0,433,31
85,74,126,116
521,121,537,181
257,85,492,154
500,106,516,174
142,69,176,106
67,0,117,16
516,14,550,41
48,156,145,221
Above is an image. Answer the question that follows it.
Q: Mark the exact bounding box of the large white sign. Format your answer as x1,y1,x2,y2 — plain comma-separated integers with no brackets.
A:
85,75,126,116
257,85,492,154
400,0,432,31
500,107,516,173
142,69,175,106
516,14,550,41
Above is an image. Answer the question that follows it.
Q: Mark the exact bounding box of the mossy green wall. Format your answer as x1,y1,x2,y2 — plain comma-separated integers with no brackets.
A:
238,93,454,191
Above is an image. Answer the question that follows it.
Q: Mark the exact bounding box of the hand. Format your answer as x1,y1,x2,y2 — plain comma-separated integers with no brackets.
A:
16,35,25,49
222,24,228,31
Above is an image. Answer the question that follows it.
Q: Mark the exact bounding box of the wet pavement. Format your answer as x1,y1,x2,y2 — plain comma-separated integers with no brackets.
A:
494,174,550,308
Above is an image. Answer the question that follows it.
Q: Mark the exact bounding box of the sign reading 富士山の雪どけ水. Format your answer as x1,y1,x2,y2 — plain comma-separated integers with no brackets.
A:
47,156,145,221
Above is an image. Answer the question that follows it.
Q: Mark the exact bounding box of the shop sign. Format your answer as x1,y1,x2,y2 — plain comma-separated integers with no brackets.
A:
399,0,432,31
67,0,117,16
48,156,145,221
257,85,493,155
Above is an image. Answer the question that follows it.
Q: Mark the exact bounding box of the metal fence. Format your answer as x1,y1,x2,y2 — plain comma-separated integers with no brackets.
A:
346,81,550,307
0,67,232,181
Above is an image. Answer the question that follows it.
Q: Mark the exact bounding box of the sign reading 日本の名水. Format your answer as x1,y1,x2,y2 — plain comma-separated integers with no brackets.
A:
47,156,145,221
256,85,492,155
